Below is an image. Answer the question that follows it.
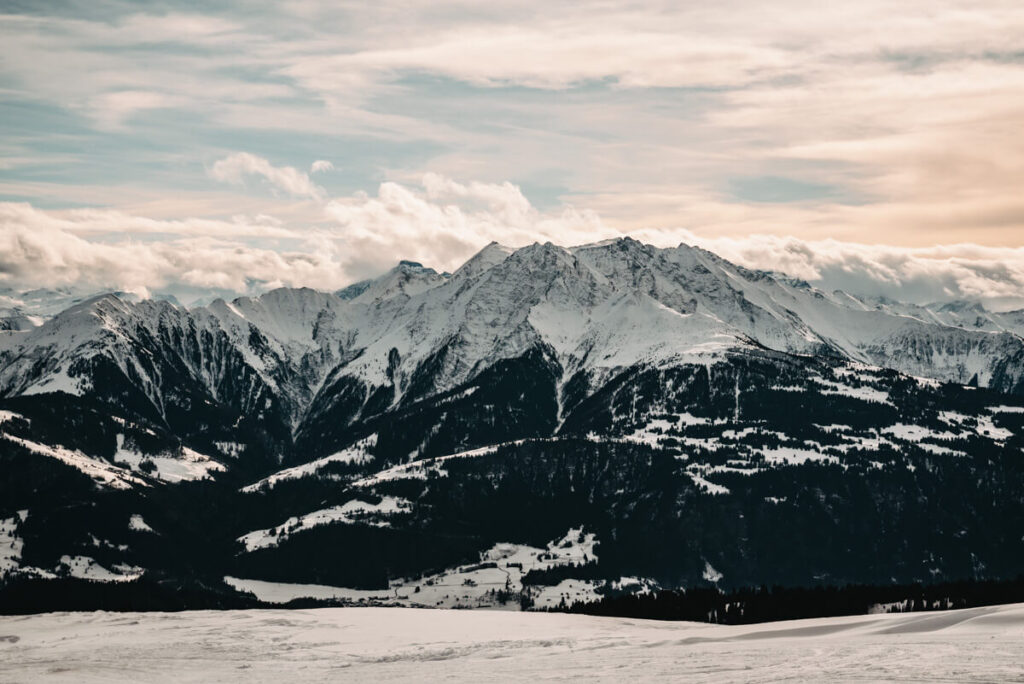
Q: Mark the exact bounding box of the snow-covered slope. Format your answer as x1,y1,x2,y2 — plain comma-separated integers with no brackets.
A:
859,297,1024,336
4,604,1023,683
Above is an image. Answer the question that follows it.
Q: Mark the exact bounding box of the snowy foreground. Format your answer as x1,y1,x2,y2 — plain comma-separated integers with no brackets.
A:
2,604,1023,682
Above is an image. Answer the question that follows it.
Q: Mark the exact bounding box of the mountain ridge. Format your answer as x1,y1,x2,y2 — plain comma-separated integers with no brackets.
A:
2,238,1021,427
2,238,1024,610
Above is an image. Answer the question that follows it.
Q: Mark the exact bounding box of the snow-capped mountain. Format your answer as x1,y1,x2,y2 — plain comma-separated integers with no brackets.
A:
1,238,1023,611
1,238,1021,427
0,286,160,330
860,297,1024,337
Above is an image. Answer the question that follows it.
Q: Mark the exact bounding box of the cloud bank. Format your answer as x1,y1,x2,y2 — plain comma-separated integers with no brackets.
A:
2,2,1024,250
2,173,1022,310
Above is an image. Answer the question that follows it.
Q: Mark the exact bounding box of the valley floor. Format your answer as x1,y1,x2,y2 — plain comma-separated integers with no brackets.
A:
1,603,1023,682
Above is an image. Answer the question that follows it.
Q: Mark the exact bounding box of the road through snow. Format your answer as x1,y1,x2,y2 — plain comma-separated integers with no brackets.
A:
1,603,1023,682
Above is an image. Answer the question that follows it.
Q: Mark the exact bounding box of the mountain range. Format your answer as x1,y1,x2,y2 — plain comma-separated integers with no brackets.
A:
2,238,1023,611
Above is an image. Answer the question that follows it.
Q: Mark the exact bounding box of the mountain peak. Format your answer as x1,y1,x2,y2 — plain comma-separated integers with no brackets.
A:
452,242,515,280
515,241,571,259
62,291,132,318
934,300,987,314
343,260,448,305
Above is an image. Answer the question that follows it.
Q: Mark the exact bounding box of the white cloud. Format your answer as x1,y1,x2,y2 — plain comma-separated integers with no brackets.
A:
88,90,179,130
310,160,334,174
4,2,1024,249
2,175,1023,309
209,153,325,200
0,203,344,297
322,174,607,275
0,177,609,297
6,204,297,240
283,27,787,94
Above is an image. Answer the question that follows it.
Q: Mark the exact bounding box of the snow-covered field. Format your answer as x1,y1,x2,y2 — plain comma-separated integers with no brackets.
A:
227,527,601,610
1,604,1023,682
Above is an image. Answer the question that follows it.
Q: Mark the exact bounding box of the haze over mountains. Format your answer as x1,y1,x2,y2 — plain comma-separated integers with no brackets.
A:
1,238,1023,611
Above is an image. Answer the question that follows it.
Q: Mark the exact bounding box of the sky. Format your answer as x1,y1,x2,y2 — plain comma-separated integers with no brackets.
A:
2,1,1024,308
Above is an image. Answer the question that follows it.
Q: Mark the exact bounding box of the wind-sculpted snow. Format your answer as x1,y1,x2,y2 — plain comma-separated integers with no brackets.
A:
3,604,1024,682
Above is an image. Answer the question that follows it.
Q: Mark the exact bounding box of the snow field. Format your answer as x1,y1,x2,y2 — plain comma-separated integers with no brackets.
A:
229,527,599,609
2,603,1023,682
112,434,224,483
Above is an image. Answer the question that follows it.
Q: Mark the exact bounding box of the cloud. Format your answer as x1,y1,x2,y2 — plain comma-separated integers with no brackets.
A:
209,153,325,200
322,174,607,276
0,203,299,241
310,160,334,174
4,2,1024,250
283,27,787,94
0,203,345,298
2,175,1023,310
88,90,180,130
0,176,609,297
